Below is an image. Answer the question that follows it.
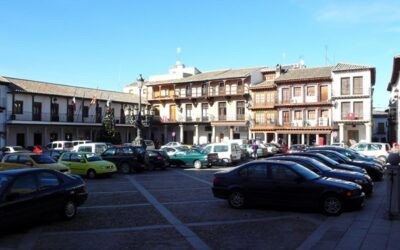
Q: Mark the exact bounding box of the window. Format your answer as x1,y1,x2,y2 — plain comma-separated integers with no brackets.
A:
255,112,265,124
201,103,208,121
14,101,23,114
186,104,192,121
341,102,350,119
214,145,228,152
353,76,363,95
38,172,60,189
282,111,290,124
219,82,225,95
293,87,301,97
161,88,169,97
33,102,42,121
255,92,265,105
71,153,83,162
4,154,18,163
83,106,89,118
354,102,363,119
320,109,329,118
270,165,298,181
246,164,268,178
307,110,315,120
266,91,274,103
377,123,385,134
9,174,37,195
201,83,208,96
341,78,350,95
282,88,290,102
294,110,302,120
218,102,227,120
307,86,315,96
17,155,31,164
186,85,192,97
236,101,245,120
266,112,275,124
51,103,59,121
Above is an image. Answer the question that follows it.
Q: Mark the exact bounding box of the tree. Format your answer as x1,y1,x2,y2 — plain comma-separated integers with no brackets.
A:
96,106,121,144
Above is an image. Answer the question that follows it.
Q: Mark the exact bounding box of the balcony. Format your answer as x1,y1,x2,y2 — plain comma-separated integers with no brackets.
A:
7,111,127,125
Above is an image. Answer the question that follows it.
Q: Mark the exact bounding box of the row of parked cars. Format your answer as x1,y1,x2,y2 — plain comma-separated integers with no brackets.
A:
212,145,386,216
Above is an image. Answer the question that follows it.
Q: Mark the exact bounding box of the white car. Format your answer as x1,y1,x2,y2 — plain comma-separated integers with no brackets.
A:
350,142,390,163
203,142,241,165
160,142,184,149
161,146,189,156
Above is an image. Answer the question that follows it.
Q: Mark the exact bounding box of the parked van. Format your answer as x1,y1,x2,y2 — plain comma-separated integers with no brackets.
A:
46,141,74,151
203,142,241,165
72,143,108,154
72,140,92,146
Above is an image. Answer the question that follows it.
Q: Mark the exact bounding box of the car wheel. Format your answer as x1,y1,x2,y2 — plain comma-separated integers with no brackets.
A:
228,190,246,209
322,195,343,216
194,160,202,169
61,200,77,219
119,162,131,174
86,169,96,179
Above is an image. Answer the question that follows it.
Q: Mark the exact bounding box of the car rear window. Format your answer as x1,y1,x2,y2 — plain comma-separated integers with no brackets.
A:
215,145,228,152
64,142,74,148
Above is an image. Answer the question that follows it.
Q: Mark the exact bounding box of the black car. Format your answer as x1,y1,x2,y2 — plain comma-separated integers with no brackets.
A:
0,168,88,230
212,160,365,216
101,146,147,174
307,148,384,181
146,149,169,170
288,152,367,174
269,155,373,195
308,146,384,166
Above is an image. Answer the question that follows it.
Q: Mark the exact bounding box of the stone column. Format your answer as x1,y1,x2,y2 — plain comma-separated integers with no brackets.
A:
212,125,216,143
274,132,278,143
288,134,292,148
229,126,234,140
264,132,267,143
339,123,344,144
365,122,372,142
179,124,184,143
316,133,320,145
194,125,199,145
301,133,305,144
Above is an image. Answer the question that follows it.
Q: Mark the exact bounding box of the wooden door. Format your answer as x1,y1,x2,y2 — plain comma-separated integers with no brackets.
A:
347,130,359,145
170,105,176,122
320,85,328,101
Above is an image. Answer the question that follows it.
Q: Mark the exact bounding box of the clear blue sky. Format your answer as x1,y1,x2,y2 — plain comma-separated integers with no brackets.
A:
1,0,399,108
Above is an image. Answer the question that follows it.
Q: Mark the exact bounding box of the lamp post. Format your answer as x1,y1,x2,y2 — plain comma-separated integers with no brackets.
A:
134,74,144,144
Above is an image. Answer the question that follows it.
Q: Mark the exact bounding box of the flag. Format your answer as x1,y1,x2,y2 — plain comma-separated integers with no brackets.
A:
72,96,76,111
90,95,96,105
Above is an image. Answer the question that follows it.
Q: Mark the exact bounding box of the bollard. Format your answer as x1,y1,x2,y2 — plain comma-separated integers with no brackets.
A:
386,152,400,220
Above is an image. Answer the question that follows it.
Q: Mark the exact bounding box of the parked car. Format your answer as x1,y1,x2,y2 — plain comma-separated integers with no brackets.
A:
161,146,190,156
144,140,155,150
243,144,269,159
350,142,390,164
0,153,70,174
41,149,65,161
203,142,242,165
72,142,108,155
58,152,117,178
46,141,74,151
305,149,384,181
288,144,308,153
212,159,365,215
269,155,373,195
263,143,279,154
72,140,92,146
146,149,170,170
288,152,367,174
331,142,348,148
160,142,185,149
169,148,218,169
0,168,88,229
0,146,30,160
308,146,383,167
100,146,147,174
267,143,288,154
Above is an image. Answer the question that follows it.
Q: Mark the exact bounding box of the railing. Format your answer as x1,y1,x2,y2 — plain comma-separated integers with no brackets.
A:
7,111,126,124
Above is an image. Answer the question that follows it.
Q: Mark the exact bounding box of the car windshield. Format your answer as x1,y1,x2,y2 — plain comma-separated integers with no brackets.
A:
291,163,320,180
31,154,56,164
312,153,339,166
0,174,10,192
86,154,102,162
307,158,333,171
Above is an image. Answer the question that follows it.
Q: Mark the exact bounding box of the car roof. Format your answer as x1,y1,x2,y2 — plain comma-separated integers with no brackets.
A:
0,168,49,176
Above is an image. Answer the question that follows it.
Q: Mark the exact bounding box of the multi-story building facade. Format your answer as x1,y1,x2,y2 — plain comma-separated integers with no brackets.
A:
0,76,147,147
387,55,400,144
137,66,265,145
331,63,375,145
372,108,388,143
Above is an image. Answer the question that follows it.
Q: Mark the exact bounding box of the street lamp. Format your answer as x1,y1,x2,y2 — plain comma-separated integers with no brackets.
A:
134,74,144,145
